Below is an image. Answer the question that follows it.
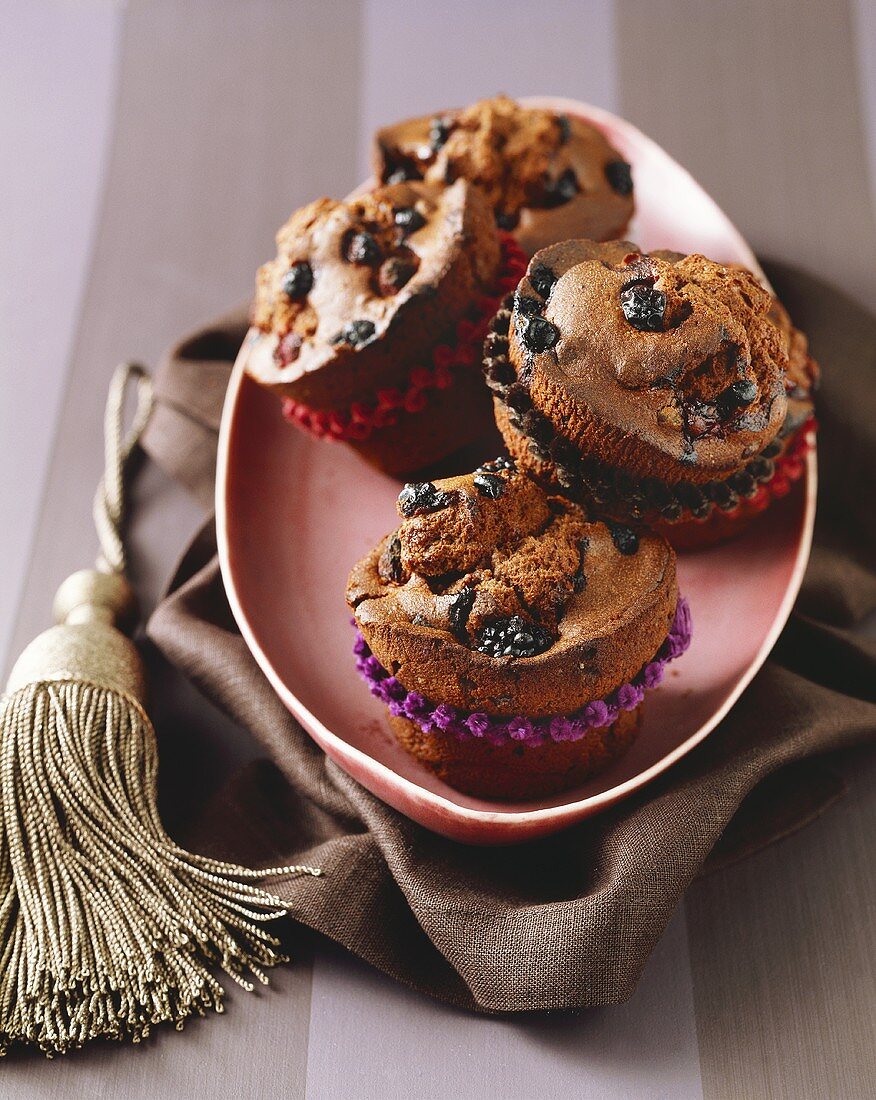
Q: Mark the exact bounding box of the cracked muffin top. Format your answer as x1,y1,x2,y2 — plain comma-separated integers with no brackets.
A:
372,95,634,255
248,179,500,408
347,461,677,716
503,239,790,483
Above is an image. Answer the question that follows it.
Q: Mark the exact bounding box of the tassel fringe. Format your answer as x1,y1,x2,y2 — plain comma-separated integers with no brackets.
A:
0,680,320,1056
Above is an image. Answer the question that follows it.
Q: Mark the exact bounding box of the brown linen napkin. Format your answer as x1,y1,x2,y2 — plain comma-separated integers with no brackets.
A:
142,263,876,1012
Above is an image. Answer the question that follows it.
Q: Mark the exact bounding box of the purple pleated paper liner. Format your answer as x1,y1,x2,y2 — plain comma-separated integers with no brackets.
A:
354,597,692,748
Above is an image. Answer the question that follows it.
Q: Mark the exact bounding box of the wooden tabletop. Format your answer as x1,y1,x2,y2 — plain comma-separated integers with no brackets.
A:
2,2,875,1096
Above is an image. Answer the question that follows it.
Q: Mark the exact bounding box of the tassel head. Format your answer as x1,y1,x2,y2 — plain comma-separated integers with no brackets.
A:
6,569,144,701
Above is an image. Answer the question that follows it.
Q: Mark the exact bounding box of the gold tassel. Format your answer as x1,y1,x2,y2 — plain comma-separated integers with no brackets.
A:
0,365,320,1056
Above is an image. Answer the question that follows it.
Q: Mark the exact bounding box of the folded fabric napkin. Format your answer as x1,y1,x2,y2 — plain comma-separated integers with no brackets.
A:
142,263,876,1012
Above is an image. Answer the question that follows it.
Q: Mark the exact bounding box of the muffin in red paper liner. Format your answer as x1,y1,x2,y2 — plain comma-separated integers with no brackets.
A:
485,240,817,550
373,95,634,256
346,461,688,801
247,179,526,476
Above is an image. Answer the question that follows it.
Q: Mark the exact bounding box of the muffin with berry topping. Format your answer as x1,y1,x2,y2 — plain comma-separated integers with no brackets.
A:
347,461,689,800
247,179,526,475
373,95,634,257
485,239,817,549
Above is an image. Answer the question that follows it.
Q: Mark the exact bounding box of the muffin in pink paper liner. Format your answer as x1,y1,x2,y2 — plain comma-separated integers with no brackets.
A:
247,179,525,476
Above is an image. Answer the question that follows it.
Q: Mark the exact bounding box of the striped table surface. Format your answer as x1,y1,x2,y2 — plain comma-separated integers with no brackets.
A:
2,1,874,1096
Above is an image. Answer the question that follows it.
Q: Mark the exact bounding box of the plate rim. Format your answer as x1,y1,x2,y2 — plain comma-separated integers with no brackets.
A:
216,97,817,834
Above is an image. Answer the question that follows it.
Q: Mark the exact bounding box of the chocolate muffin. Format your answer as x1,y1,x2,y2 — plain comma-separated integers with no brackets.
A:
485,240,817,549
373,95,634,257
248,179,526,475
347,461,689,800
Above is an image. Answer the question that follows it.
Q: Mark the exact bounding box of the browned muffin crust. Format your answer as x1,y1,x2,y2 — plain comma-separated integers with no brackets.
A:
389,706,641,800
767,296,818,434
347,463,677,717
501,240,788,486
247,179,500,409
372,95,634,254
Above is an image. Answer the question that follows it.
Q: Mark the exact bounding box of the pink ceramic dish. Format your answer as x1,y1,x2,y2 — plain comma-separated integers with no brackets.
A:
217,99,817,845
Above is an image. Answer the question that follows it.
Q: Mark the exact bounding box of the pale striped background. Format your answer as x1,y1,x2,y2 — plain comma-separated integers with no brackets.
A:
1,1,875,1096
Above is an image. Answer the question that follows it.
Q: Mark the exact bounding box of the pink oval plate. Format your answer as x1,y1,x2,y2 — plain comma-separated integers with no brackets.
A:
216,99,817,845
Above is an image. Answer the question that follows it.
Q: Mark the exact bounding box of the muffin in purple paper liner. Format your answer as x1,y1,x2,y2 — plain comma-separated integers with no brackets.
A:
346,461,690,800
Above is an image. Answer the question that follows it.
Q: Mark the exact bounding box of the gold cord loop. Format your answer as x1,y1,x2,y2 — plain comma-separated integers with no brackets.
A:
93,362,154,576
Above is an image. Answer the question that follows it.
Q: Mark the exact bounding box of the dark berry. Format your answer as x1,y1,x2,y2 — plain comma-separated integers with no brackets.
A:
520,315,560,353
394,206,426,234
429,116,452,151
544,167,579,207
331,319,376,348
378,256,418,295
556,114,572,145
620,281,666,332
275,331,303,366
477,456,516,474
605,159,633,196
379,536,404,583
343,230,381,266
495,210,520,230
607,522,639,555
281,261,313,300
762,440,782,459
448,587,476,635
387,165,417,184
529,263,557,299
398,481,453,517
685,401,719,438
473,471,505,499
333,319,374,347
718,379,758,411
475,616,553,659
515,294,541,316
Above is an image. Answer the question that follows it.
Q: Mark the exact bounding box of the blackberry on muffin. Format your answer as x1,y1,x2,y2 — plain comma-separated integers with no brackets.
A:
247,179,526,475
486,239,817,549
373,95,634,257
347,462,689,800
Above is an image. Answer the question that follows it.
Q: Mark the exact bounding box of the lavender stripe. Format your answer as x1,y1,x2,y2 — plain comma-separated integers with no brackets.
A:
354,597,692,747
